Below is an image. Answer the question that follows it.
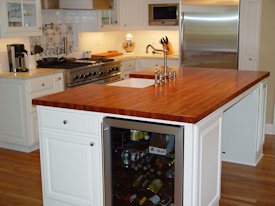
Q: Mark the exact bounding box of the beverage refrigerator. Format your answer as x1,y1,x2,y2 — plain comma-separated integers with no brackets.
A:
103,117,184,206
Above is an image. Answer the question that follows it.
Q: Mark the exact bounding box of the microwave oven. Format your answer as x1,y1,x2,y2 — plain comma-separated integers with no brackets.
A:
149,3,179,26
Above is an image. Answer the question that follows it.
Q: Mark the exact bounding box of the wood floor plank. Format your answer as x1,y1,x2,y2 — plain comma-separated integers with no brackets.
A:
0,149,42,206
0,136,275,205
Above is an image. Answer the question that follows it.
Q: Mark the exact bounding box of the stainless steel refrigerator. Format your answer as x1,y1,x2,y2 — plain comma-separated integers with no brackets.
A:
180,0,240,69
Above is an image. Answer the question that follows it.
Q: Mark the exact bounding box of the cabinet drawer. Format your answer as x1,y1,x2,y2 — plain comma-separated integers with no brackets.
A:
29,75,54,93
39,109,100,136
122,60,136,72
122,71,131,79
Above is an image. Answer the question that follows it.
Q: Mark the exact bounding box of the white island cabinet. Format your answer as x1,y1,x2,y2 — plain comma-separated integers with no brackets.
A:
38,107,103,206
37,106,222,206
222,80,267,166
35,73,268,206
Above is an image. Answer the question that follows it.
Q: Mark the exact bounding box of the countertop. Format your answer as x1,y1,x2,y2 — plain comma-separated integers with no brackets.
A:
32,67,269,123
0,68,64,79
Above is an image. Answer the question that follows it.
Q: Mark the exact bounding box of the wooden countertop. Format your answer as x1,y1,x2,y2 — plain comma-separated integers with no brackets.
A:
0,68,64,79
32,67,269,123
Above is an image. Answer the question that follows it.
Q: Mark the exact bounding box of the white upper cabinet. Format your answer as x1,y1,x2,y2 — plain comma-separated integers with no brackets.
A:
238,0,262,70
0,0,42,38
59,0,113,10
98,0,119,31
120,0,145,30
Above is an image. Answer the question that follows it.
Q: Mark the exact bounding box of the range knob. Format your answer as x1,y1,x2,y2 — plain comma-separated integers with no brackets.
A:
115,67,119,71
73,75,78,81
99,71,103,75
92,71,97,76
79,74,85,79
85,73,91,78
108,69,112,73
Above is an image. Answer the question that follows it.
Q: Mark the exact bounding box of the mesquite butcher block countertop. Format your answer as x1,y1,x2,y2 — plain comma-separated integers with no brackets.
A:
32,67,269,123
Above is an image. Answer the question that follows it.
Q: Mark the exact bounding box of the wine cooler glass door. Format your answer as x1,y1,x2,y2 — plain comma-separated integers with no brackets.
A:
103,118,184,206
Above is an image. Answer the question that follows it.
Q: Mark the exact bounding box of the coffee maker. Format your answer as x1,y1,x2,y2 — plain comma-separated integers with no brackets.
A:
7,44,28,72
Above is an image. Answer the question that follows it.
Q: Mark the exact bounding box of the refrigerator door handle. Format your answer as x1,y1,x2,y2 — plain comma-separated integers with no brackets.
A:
180,12,185,65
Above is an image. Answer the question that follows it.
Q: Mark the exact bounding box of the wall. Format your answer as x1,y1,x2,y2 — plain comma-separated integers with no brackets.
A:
79,30,179,55
41,9,99,55
0,38,30,71
258,0,275,126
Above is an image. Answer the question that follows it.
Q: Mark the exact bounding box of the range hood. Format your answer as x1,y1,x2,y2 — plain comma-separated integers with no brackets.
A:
41,0,113,10
41,0,59,9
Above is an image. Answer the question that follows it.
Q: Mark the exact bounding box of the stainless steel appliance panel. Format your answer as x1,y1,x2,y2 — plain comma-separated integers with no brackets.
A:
180,0,239,69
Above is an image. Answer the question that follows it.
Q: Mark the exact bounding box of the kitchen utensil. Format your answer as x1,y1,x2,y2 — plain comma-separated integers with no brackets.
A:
25,55,37,70
92,51,123,58
34,45,44,54
37,57,59,66
159,36,174,55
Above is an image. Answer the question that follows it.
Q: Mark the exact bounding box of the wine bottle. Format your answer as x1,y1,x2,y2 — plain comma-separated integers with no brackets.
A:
129,194,138,203
137,196,147,205
142,194,161,206
147,178,163,194
132,175,145,188
156,194,172,206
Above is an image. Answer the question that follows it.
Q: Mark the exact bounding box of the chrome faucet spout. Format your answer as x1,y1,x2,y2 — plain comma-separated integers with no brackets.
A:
145,44,168,77
146,44,164,54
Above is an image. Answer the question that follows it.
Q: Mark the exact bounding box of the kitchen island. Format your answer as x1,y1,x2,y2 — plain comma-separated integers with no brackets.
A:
33,67,269,206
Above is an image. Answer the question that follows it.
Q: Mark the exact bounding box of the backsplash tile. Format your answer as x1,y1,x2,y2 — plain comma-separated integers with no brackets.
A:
30,23,74,57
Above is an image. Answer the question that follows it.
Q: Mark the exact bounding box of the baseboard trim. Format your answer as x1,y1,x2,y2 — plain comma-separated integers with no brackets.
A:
266,123,274,135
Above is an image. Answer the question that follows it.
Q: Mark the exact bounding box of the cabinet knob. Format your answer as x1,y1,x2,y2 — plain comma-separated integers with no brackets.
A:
58,77,62,80
90,142,94,147
249,58,253,61
42,83,45,86
63,120,68,124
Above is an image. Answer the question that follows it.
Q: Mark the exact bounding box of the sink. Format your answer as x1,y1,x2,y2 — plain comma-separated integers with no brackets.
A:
107,78,155,88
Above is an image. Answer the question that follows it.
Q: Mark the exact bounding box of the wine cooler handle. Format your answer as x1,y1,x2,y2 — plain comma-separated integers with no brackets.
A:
90,142,94,147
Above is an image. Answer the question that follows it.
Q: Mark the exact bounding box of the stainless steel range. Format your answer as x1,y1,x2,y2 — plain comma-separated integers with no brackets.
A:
37,58,121,88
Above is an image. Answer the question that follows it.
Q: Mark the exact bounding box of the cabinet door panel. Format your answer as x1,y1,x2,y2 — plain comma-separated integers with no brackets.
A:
40,130,101,206
120,0,144,30
0,82,27,145
222,90,259,165
197,116,221,206
6,2,23,27
0,0,42,37
238,0,262,70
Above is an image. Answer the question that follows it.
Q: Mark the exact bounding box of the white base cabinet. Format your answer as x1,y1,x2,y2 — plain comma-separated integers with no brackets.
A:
121,59,136,79
222,81,267,166
0,72,64,152
38,107,103,206
183,113,222,206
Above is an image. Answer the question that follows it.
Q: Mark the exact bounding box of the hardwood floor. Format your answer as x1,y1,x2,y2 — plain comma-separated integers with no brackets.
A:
220,135,275,206
0,149,42,206
0,136,275,205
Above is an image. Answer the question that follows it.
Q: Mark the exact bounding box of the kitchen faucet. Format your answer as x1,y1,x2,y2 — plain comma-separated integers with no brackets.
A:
146,44,168,81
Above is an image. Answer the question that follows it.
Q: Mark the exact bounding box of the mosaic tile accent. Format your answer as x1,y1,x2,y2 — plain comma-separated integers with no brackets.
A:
30,23,74,57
